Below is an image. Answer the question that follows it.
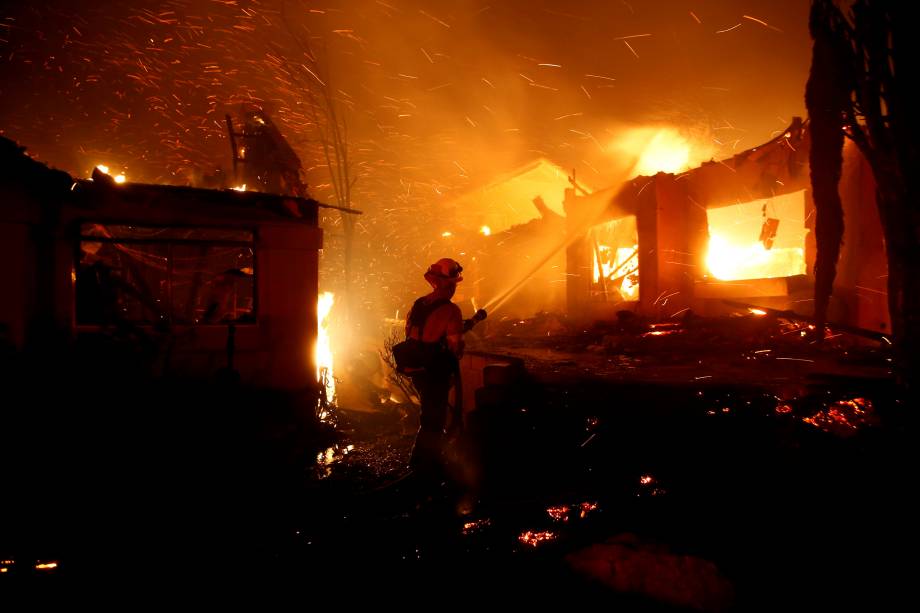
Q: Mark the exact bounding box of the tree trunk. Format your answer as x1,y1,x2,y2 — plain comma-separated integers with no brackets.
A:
875,185,920,393
808,118,845,339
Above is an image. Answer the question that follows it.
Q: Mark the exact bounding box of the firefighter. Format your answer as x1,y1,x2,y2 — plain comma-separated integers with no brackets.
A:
404,257,466,479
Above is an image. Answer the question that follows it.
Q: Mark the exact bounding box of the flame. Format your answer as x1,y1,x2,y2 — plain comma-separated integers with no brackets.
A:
610,127,700,176
749,308,768,316
706,235,805,280
441,231,453,237
479,225,491,236
315,292,335,407
705,191,808,280
94,165,126,184
232,184,247,192
593,244,640,300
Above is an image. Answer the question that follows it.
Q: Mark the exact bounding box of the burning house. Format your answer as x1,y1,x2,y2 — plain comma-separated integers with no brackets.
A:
564,119,889,334
0,136,327,390
448,158,591,318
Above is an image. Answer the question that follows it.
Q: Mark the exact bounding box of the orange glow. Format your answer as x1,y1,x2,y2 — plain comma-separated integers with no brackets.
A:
609,127,705,176
547,505,570,522
518,530,557,548
706,236,805,280
803,398,875,435
315,292,335,413
636,130,689,174
639,474,654,485
705,191,807,281
594,244,640,300
462,518,491,534
749,308,768,316
93,164,127,184
35,562,58,570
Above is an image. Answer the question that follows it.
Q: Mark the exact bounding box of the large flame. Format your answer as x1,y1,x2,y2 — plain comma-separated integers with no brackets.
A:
610,127,700,176
706,235,805,280
315,292,335,406
705,191,808,281
593,244,640,300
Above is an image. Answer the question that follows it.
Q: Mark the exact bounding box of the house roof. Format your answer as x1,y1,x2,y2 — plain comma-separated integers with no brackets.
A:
449,157,593,233
1,135,356,226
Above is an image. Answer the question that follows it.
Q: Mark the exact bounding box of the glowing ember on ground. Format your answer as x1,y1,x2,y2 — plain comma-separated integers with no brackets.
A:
518,530,557,548
35,561,58,570
113,174,127,184
462,519,491,535
640,474,655,485
803,398,876,436
578,501,599,518
775,403,793,415
315,292,335,411
547,505,571,522
642,329,679,337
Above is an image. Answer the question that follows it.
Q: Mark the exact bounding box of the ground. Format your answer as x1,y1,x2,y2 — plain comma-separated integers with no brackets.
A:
1,312,914,610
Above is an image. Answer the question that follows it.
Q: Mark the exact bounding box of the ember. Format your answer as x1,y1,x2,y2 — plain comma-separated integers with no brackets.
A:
518,530,557,548
462,519,491,535
34,561,58,571
803,398,877,437
546,505,571,522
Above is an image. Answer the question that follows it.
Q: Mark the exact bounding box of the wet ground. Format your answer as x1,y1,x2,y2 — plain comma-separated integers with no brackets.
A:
2,316,915,609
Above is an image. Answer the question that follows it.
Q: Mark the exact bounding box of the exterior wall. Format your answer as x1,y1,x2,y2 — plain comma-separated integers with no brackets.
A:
143,223,323,389
1,185,323,390
255,223,322,389
0,221,34,348
636,174,707,316
836,142,890,333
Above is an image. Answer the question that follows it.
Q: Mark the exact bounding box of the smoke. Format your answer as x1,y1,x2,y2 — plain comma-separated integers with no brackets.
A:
0,0,811,339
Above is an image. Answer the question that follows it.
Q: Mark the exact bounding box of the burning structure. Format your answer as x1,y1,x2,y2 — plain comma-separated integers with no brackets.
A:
443,158,589,318
0,136,326,390
564,118,889,334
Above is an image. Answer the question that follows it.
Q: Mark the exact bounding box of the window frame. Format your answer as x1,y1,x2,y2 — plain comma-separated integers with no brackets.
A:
74,221,258,327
